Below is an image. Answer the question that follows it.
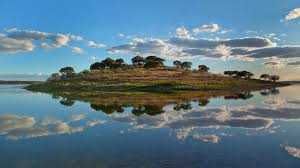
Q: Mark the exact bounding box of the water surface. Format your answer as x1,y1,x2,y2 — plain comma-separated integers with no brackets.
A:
0,84,300,168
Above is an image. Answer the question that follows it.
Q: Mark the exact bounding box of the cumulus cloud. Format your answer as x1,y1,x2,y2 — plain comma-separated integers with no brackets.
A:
108,36,276,60
245,47,300,59
71,46,84,54
0,28,106,54
285,8,300,21
88,41,106,48
6,28,71,48
0,35,34,53
193,23,220,34
176,27,192,39
108,38,188,59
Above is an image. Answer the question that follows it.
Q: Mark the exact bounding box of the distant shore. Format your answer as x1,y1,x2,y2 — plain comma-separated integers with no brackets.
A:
0,80,43,85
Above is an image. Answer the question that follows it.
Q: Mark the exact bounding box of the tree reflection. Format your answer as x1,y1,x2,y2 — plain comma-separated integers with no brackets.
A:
224,92,253,100
174,102,192,111
198,99,210,106
59,98,75,107
260,88,280,96
90,104,124,114
132,105,165,116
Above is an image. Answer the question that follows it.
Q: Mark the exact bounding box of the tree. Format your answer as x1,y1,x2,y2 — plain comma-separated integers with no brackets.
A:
80,69,90,75
144,56,165,68
173,60,182,68
102,57,115,68
114,58,125,68
224,71,235,77
144,61,164,68
224,71,240,78
115,58,124,65
198,65,210,72
269,75,280,82
90,62,105,70
131,56,145,67
237,71,253,79
181,62,192,70
78,69,90,77
145,56,165,63
59,66,75,78
260,74,270,81
47,73,60,81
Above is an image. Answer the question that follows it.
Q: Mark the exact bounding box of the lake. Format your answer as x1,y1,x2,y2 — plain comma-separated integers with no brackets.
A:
0,84,300,168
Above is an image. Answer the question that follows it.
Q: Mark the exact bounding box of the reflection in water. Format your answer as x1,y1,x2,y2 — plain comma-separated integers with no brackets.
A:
59,98,75,107
260,87,280,96
8,87,300,143
192,134,220,143
91,104,124,114
224,91,254,100
1,85,300,167
0,113,106,140
282,145,300,159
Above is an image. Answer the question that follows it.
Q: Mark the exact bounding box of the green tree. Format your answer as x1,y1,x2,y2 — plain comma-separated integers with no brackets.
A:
102,57,115,68
113,58,125,68
144,56,165,68
269,75,280,82
198,65,210,72
181,62,192,70
260,74,270,81
47,73,61,81
173,60,182,68
90,62,105,70
59,66,75,78
131,56,145,67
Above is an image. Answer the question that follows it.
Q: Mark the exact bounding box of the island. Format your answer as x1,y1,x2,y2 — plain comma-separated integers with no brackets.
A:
24,55,288,115
25,55,285,94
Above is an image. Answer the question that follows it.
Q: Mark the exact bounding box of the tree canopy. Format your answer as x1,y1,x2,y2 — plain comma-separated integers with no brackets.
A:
198,65,210,72
181,62,192,70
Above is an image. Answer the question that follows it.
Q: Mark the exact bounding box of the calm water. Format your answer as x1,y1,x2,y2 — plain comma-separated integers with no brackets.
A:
0,85,300,168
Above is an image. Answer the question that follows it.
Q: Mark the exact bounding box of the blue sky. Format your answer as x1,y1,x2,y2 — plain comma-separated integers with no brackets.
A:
0,0,300,80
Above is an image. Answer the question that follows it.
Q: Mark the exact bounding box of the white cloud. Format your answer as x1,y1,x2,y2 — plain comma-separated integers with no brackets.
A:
118,33,125,38
108,36,277,61
176,27,192,39
0,35,34,53
88,41,106,48
285,8,300,21
213,45,232,59
193,23,220,34
71,47,84,54
1,28,104,54
51,33,70,47
6,28,71,48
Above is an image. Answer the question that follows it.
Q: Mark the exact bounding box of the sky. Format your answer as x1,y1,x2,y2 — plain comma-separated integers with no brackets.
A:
0,0,300,80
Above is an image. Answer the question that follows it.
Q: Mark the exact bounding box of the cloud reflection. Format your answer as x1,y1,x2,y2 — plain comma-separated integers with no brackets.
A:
0,113,106,140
